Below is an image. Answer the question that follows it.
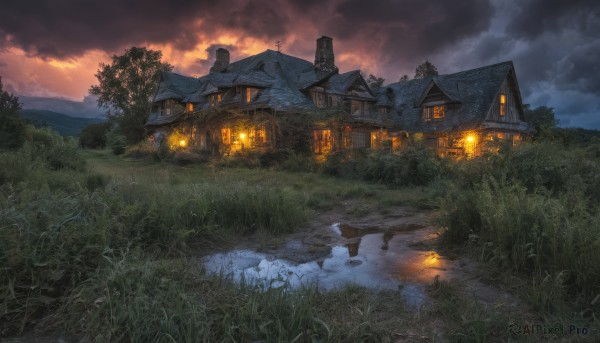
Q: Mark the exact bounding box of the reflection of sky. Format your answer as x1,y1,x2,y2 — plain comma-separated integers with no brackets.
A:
203,226,451,307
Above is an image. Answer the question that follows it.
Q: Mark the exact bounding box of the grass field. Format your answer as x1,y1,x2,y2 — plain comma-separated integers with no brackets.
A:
2,133,599,341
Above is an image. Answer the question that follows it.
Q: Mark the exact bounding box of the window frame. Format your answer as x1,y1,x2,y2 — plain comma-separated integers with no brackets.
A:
499,93,507,116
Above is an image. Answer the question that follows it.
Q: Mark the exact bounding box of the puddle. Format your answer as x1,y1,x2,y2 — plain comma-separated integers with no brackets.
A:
203,223,453,307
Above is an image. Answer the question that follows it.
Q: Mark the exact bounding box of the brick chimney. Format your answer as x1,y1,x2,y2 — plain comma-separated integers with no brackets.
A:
210,48,230,73
314,36,336,72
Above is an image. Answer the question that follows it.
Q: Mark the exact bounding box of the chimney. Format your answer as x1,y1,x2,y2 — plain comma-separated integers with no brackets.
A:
210,48,230,73
314,36,336,72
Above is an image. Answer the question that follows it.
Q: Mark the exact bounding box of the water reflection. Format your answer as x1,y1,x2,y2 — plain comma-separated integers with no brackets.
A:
203,223,451,307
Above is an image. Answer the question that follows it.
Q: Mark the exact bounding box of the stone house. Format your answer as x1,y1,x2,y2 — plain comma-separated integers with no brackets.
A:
146,36,531,158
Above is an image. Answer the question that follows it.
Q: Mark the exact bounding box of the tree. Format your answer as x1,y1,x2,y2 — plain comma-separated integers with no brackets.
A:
524,105,558,139
0,76,26,149
414,61,438,79
399,75,410,82
90,47,173,144
79,122,112,149
366,74,385,93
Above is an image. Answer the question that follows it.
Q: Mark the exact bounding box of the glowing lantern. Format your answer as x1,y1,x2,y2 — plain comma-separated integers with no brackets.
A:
466,135,475,143
179,139,187,147
239,132,246,140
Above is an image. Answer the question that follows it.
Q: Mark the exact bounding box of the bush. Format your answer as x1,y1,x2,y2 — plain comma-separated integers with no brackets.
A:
106,129,127,155
79,122,111,149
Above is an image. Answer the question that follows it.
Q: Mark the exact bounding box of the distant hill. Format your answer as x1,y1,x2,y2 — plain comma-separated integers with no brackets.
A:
19,95,106,119
19,109,106,136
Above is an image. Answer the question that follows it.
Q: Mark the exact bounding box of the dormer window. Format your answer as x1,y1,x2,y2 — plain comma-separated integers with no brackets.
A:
311,91,326,108
186,103,194,112
246,87,259,103
423,105,445,121
209,93,222,107
433,105,445,118
499,93,507,116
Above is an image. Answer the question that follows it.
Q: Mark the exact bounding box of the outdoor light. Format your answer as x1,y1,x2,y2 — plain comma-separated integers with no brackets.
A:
466,135,475,143
179,139,187,147
239,133,246,140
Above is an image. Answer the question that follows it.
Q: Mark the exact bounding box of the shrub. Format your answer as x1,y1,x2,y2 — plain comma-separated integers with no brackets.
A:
106,129,127,155
79,122,111,149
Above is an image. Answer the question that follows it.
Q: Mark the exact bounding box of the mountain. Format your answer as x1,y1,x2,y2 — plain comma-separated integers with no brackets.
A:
19,95,106,119
19,109,106,136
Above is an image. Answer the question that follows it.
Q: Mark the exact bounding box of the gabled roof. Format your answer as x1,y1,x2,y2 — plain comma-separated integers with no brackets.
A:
153,72,203,103
387,61,527,132
152,50,324,113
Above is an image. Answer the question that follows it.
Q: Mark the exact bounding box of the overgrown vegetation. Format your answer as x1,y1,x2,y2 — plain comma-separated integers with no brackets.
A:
3,115,600,340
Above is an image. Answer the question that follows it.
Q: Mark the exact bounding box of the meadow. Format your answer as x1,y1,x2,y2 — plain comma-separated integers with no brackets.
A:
1,126,599,342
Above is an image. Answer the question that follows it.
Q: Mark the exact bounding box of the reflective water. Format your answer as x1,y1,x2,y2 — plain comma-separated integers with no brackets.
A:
203,223,453,307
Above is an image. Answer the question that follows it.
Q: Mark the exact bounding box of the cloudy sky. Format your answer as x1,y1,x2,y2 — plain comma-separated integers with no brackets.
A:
1,0,598,128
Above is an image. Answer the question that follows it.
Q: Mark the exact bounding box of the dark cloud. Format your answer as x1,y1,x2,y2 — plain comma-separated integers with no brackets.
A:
555,41,600,94
180,44,238,75
323,0,493,66
508,0,600,40
0,0,291,58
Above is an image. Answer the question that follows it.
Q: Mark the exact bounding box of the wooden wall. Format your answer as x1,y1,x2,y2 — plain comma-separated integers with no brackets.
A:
485,75,522,123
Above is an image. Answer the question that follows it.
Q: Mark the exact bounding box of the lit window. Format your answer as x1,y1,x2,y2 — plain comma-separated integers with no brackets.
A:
221,128,231,145
351,100,362,115
433,105,445,118
250,127,267,144
313,129,332,154
500,94,507,116
209,93,222,108
246,87,259,103
186,103,194,112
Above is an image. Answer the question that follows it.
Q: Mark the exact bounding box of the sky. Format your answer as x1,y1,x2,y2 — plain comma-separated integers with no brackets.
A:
0,0,599,128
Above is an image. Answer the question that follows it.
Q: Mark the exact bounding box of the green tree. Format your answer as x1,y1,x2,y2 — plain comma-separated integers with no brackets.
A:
79,122,112,149
90,47,173,144
399,74,410,82
0,76,26,149
366,74,385,92
414,61,438,79
524,105,558,139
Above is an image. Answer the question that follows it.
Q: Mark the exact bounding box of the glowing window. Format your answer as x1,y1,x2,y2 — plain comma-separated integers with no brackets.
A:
500,94,507,116
250,127,267,144
221,128,231,145
433,105,445,118
246,87,259,103
186,103,194,112
313,129,332,154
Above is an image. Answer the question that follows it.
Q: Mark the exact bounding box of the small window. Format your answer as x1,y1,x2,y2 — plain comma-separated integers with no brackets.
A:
423,107,432,122
186,103,194,112
250,127,267,144
312,92,326,108
378,107,389,114
209,93,222,107
221,128,231,145
499,94,507,116
433,105,445,118
246,87,259,103
351,100,362,115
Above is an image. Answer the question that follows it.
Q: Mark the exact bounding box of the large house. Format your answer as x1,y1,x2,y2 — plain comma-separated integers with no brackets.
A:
146,36,531,158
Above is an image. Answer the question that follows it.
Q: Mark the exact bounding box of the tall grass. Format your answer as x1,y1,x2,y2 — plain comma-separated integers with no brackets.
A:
439,141,600,313
0,127,308,337
62,252,406,342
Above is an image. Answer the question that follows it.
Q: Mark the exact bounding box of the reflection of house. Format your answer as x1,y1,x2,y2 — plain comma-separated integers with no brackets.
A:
146,36,531,157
